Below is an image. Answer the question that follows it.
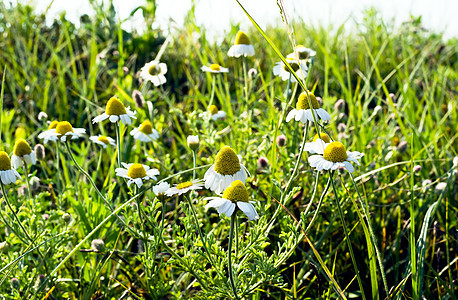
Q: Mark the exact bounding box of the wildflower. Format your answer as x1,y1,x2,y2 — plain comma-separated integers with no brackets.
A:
140,60,168,86
92,97,137,125
304,139,363,173
54,121,86,142
205,180,259,221
38,111,48,121
62,213,71,224
30,176,40,191
276,134,287,147
334,99,346,111
165,179,204,197
153,181,170,199
91,239,105,252
397,141,408,153
201,105,227,121
286,45,316,61
89,135,116,148
337,123,347,133
132,89,145,108
201,64,229,73
34,144,45,160
130,120,159,142
422,179,432,190
286,91,331,123
413,165,422,174
37,121,59,143
11,139,36,169
0,151,21,185
434,182,447,194
248,68,258,78
115,162,159,188
257,157,269,169
204,145,249,194
273,57,308,83
228,31,255,57
187,135,199,150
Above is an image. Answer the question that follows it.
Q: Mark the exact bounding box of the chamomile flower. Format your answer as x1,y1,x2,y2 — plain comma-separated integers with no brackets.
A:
228,31,255,57
286,91,331,124
187,135,199,150
286,45,316,61
11,139,36,169
37,121,59,143
305,139,364,173
115,162,159,188
200,105,227,121
204,146,249,194
40,121,86,143
89,135,116,148
273,57,308,82
165,179,204,197
0,151,21,185
130,120,159,142
140,60,167,86
201,64,229,73
205,180,259,221
92,97,137,125
153,181,170,198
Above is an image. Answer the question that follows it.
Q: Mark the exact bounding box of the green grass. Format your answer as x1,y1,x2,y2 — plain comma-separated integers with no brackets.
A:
0,1,457,299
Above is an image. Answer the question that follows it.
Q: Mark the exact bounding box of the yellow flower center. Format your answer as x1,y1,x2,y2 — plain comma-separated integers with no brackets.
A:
48,121,59,130
283,61,300,73
235,31,251,45
176,181,193,190
313,133,330,143
214,146,241,175
210,64,221,71
13,139,32,156
222,180,249,203
139,120,153,134
55,121,74,136
323,142,348,163
0,151,11,171
127,163,147,179
148,64,161,76
105,97,127,116
15,127,27,140
97,136,110,145
208,105,219,115
296,91,320,110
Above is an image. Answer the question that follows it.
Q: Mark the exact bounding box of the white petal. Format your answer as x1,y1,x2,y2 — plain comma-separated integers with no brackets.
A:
286,109,296,122
343,161,354,173
237,202,259,221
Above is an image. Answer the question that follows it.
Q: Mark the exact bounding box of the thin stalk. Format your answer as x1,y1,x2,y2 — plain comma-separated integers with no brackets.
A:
115,122,122,167
22,164,33,204
1,182,33,242
228,213,238,299
192,150,197,180
305,176,331,233
208,78,216,108
330,171,367,300
350,173,390,298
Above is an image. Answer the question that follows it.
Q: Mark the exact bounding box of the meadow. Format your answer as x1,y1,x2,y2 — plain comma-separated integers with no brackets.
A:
0,1,457,299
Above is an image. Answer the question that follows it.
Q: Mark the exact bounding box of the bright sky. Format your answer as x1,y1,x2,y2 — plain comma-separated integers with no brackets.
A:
9,0,458,40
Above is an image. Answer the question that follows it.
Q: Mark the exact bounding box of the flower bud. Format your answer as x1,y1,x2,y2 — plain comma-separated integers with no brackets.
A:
132,89,145,109
30,176,40,191
34,144,45,160
397,141,408,153
187,135,199,151
11,278,20,290
434,182,447,194
337,123,347,133
62,213,71,224
38,112,48,121
257,157,269,169
276,134,287,147
334,99,346,111
91,239,105,252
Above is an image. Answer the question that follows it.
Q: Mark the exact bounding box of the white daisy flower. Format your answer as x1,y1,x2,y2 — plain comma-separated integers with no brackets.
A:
37,121,59,143
201,64,229,73
89,135,116,148
130,120,159,142
153,181,171,197
273,57,308,83
140,60,167,86
200,105,227,121
187,135,199,150
0,151,21,185
115,162,159,188
40,121,86,143
227,31,255,58
304,139,364,173
11,139,36,169
286,91,331,124
92,97,137,125
286,45,316,61
204,145,250,194
205,180,259,221
165,179,204,197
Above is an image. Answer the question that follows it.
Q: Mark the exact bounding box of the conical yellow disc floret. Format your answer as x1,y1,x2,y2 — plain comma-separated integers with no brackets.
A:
0,151,11,171
98,136,110,145
127,163,147,179
106,97,127,116
13,139,32,156
222,180,249,202
235,31,251,45
208,105,219,115
148,64,161,76
313,133,330,143
48,121,59,130
296,91,320,110
139,120,153,134
323,142,348,163
214,146,241,175
210,64,221,71
283,61,300,73
55,121,74,136
177,181,193,189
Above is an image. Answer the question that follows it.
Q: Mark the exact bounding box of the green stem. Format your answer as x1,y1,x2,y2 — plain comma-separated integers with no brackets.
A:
115,122,122,167
305,176,331,233
22,164,33,205
1,182,32,242
208,78,216,108
330,171,367,300
350,173,390,298
228,214,238,299
192,150,197,180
